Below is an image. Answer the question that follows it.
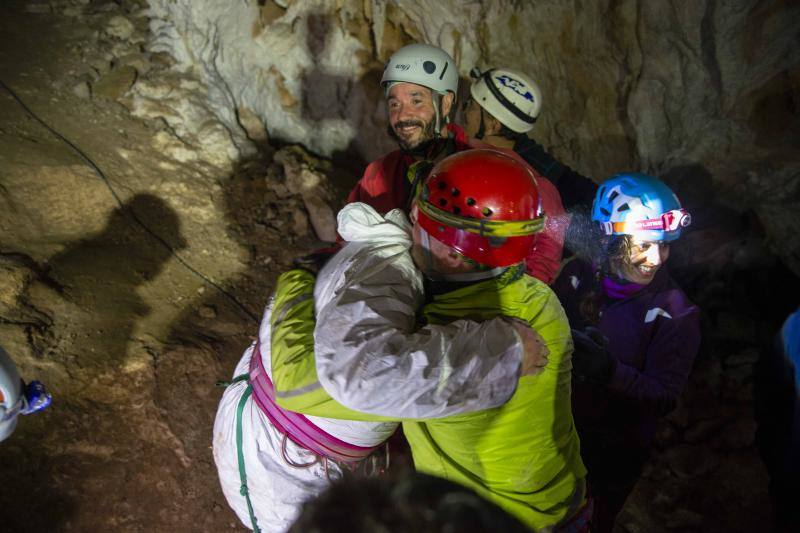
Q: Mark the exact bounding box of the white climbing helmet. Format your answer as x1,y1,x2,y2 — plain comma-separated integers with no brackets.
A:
0,346,23,442
381,43,459,97
469,68,542,133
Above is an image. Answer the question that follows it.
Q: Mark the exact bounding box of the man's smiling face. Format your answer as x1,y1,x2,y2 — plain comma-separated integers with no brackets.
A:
386,82,438,151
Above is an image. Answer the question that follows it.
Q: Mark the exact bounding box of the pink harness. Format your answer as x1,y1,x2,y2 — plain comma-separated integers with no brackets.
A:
248,342,379,464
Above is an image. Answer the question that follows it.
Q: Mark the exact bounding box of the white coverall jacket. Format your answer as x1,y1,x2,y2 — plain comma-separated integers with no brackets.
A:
212,203,524,532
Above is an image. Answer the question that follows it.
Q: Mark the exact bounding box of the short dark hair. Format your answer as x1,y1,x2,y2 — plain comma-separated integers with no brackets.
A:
498,123,524,141
289,471,530,533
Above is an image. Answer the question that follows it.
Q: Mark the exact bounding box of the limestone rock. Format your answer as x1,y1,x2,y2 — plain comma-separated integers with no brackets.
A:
152,131,198,163
106,15,135,41
198,305,216,319
664,508,704,530
274,147,338,242
93,65,137,101
0,257,36,317
666,444,720,478
25,2,51,14
128,74,246,170
143,0,800,275
0,165,113,260
72,80,91,99
713,312,758,343
236,106,268,143
116,52,152,76
725,348,760,367
684,418,726,444
718,418,757,450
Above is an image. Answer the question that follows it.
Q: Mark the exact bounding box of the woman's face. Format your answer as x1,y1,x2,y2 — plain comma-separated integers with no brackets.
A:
614,237,670,285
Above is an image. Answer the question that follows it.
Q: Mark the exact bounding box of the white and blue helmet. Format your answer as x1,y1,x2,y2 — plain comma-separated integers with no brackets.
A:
469,67,542,133
592,173,691,242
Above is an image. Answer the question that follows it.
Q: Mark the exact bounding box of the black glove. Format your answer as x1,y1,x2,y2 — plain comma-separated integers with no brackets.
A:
571,327,616,384
292,243,340,276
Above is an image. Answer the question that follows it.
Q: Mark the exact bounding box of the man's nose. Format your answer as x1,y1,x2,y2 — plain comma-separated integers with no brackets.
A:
398,107,411,121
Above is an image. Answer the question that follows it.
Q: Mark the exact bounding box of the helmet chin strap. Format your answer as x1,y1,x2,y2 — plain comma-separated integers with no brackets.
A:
475,107,487,140
436,268,507,282
432,92,443,137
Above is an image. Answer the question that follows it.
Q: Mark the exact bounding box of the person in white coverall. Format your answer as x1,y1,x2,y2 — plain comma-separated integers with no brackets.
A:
213,203,546,532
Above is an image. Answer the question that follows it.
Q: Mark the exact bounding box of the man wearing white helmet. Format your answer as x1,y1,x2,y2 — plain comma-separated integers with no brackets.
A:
347,43,470,213
0,346,51,443
464,68,597,210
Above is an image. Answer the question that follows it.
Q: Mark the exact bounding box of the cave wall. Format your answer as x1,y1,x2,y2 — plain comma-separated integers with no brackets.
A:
143,0,799,272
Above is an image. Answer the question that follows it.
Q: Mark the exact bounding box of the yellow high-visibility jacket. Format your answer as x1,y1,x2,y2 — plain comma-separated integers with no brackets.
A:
272,258,586,530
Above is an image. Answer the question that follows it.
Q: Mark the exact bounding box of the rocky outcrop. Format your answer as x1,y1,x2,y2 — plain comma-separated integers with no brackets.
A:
143,0,800,273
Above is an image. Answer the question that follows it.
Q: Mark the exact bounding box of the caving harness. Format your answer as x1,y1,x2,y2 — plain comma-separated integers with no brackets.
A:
219,341,388,532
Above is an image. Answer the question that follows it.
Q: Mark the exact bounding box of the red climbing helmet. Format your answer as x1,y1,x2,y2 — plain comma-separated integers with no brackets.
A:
416,149,544,267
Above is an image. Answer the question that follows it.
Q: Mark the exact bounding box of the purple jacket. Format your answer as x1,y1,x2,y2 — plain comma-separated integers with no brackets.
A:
553,259,701,448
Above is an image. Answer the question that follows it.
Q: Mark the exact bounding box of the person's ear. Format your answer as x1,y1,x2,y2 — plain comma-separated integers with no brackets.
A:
441,92,455,117
484,114,503,136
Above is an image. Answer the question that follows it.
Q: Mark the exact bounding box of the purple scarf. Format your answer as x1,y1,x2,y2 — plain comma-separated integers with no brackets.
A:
601,275,645,300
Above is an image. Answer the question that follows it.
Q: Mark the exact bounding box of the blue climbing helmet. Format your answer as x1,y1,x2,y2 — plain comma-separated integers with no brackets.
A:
592,173,691,242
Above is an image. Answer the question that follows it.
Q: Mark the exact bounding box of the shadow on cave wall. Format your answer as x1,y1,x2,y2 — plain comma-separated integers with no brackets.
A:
0,194,187,532
293,10,390,191
43,194,186,369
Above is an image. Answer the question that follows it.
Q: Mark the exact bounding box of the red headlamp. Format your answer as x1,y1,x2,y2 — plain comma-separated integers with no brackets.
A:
602,209,692,235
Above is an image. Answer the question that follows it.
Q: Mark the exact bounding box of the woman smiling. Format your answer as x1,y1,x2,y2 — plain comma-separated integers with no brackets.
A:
553,173,701,533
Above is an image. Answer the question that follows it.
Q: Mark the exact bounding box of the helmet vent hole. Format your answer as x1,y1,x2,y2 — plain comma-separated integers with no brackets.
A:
437,181,447,190
453,206,461,215
466,197,476,206
617,203,630,212
451,188,460,197
482,207,493,217
600,207,610,216
438,198,448,207
423,61,436,74
609,191,619,201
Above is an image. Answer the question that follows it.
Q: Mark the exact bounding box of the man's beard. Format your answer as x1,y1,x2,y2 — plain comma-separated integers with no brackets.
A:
388,118,437,153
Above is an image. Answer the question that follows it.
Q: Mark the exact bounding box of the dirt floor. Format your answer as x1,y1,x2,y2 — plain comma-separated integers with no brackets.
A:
0,1,794,532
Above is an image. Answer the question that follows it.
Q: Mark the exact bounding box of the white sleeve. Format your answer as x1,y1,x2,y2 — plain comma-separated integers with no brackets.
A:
314,252,523,420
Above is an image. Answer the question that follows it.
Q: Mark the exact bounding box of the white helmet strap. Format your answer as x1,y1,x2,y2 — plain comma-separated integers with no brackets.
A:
432,92,443,137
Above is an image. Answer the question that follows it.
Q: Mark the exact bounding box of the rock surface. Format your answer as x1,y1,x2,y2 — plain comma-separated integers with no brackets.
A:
145,0,800,273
